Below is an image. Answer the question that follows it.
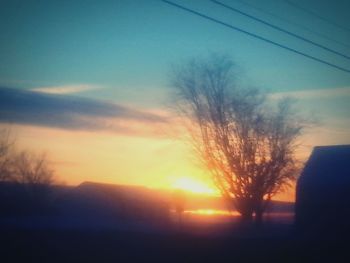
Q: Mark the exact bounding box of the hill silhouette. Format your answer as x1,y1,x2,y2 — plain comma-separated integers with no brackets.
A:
0,180,294,231
1,180,346,263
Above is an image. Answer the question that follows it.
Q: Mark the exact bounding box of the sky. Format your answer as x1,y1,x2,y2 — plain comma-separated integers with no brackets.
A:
1,0,350,201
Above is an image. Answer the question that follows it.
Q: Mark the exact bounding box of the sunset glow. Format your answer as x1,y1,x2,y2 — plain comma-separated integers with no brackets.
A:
1,0,350,261
184,209,240,216
1,0,349,206
172,177,216,195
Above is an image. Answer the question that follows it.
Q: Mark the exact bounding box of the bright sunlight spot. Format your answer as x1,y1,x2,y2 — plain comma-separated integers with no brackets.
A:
172,177,216,195
184,209,240,216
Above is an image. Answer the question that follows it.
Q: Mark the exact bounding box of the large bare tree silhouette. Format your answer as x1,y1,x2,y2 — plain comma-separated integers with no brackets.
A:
170,54,303,224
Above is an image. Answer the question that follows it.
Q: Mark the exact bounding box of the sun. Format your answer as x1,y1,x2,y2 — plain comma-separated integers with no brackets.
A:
172,177,216,195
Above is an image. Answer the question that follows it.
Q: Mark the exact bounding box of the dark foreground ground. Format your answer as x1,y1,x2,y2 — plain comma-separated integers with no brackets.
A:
0,224,348,263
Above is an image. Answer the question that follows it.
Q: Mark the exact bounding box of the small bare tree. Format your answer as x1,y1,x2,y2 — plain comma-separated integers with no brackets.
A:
0,129,54,186
0,129,15,182
12,151,54,185
11,151,55,211
170,54,302,224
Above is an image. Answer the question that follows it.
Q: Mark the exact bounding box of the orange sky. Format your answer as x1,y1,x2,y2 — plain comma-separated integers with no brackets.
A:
6,123,216,191
2,87,350,203
0,121,312,202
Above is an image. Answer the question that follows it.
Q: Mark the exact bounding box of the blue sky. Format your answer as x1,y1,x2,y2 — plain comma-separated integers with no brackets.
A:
1,0,350,106
0,0,349,197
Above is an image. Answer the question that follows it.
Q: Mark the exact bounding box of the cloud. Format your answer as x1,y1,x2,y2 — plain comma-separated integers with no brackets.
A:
31,84,100,94
269,87,350,100
0,87,167,134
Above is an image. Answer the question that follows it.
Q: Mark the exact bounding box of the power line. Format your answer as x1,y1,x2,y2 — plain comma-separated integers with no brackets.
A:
161,0,350,74
211,0,350,61
234,0,350,49
284,0,350,33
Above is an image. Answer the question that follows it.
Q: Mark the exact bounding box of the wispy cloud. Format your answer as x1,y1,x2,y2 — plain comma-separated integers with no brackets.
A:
0,87,167,135
269,87,350,100
31,84,100,94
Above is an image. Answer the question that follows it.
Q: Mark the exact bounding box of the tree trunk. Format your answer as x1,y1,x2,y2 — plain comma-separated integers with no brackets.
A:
240,212,253,225
254,197,266,227
255,209,263,227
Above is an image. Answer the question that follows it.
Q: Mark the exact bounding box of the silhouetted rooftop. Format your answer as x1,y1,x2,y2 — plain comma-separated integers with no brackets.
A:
300,144,350,185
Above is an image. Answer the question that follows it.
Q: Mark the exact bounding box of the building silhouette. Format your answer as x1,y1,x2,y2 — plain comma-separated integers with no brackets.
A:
295,145,350,238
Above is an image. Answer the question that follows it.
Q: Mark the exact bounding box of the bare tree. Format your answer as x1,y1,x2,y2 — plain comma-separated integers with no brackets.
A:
0,129,15,182
11,151,55,212
170,54,302,224
12,151,54,186
0,129,55,215
0,129,54,186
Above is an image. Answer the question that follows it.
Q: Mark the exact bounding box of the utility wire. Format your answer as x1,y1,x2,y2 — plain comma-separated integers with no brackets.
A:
233,0,350,49
212,0,350,61
222,0,350,50
284,0,350,33
161,0,350,74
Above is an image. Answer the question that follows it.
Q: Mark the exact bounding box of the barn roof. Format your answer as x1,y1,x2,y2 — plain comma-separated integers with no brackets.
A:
300,145,350,185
